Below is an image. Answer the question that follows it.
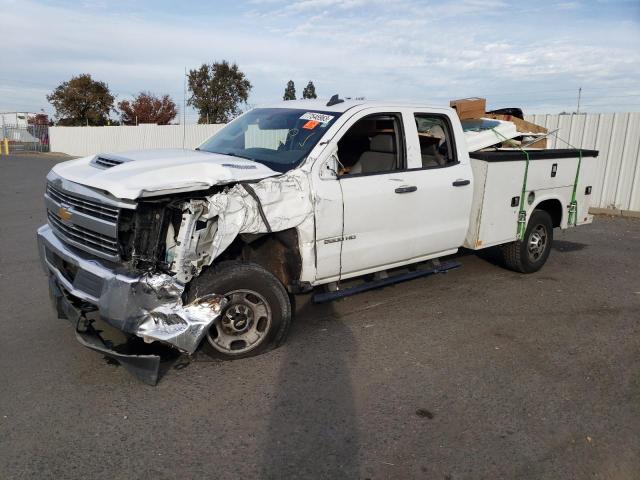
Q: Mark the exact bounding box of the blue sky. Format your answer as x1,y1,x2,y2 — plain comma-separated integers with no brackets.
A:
1,0,639,121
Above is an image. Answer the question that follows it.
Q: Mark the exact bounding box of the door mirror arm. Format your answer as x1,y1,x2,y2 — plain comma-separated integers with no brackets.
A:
332,154,345,175
319,151,344,180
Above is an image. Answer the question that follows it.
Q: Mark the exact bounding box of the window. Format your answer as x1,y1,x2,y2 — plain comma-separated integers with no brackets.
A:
337,113,404,176
199,108,341,173
414,114,456,168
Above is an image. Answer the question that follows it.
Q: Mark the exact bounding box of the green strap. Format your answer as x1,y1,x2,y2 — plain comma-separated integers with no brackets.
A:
488,128,582,232
567,150,582,226
490,128,530,240
551,134,582,226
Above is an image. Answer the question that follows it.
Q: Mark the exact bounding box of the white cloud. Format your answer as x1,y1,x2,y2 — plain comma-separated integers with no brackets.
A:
556,2,581,10
0,0,639,116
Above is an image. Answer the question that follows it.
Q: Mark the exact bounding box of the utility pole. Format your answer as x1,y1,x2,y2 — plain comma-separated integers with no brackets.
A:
576,87,582,114
183,66,187,148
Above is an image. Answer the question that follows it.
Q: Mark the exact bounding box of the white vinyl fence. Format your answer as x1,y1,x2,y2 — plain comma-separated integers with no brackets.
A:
49,124,225,157
525,113,640,214
50,113,640,213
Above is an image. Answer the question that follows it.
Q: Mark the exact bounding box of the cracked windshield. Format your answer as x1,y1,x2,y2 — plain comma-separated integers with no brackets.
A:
199,107,341,172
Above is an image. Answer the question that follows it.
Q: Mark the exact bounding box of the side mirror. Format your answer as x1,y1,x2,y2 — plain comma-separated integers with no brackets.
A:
319,154,339,180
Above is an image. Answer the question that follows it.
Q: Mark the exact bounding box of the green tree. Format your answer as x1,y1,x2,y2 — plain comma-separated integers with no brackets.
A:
187,60,252,123
118,92,177,125
302,81,317,99
47,74,115,126
283,80,296,101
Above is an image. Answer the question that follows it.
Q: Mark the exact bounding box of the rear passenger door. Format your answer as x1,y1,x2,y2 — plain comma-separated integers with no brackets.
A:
336,109,473,278
405,111,474,255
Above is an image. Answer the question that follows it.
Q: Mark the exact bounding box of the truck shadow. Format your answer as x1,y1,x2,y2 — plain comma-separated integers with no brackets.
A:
456,246,504,268
457,238,588,270
552,239,588,252
260,295,360,479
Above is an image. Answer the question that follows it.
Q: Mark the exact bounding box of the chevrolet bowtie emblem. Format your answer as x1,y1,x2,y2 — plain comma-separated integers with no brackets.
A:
58,206,72,221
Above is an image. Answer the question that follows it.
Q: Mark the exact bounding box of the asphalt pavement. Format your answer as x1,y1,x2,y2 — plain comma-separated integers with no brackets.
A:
1,153,639,479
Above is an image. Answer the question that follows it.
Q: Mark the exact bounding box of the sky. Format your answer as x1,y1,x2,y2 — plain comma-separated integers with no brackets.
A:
1,0,639,121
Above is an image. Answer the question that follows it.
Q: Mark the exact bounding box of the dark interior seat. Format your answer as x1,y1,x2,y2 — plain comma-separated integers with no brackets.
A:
350,134,396,174
420,124,447,167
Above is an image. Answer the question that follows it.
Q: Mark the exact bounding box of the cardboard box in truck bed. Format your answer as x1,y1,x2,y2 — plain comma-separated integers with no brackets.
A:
450,97,486,120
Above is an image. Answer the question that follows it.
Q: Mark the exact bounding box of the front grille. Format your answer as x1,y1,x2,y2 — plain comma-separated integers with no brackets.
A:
48,211,119,257
45,181,123,261
92,156,124,169
46,184,118,221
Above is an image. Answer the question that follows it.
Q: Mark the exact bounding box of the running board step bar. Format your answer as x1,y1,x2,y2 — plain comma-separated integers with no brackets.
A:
312,260,461,303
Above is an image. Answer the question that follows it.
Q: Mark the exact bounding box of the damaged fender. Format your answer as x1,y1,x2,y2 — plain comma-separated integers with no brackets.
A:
170,170,314,283
136,294,227,354
132,275,227,354
103,272,227,354
125,168,314,350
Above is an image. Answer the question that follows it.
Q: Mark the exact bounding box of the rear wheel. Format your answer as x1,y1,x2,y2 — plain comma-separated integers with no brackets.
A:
185,261,292,359
501,209,553,273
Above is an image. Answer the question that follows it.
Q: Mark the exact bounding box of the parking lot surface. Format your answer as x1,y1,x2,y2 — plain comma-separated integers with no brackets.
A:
1,154,639,479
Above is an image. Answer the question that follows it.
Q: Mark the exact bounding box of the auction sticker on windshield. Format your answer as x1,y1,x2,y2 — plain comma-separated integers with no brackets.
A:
300,112,335,124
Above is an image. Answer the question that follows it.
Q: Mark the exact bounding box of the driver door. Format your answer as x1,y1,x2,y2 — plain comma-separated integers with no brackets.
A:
335,110,420,277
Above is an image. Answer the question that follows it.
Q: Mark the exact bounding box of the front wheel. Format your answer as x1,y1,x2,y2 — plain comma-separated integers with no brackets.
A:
185,261,292,359
501,209,553,273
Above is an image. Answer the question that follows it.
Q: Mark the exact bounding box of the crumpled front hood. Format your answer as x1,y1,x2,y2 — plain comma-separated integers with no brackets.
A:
51,149,279,200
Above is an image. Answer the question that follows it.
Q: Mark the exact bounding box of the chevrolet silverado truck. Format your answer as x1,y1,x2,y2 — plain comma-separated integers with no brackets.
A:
37,98,598,384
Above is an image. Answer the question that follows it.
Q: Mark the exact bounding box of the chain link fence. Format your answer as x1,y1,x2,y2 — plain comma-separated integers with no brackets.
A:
1,123,50,153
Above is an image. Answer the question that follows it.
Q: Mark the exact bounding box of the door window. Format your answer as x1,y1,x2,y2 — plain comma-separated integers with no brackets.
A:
337,114,404,176
414,114,457,168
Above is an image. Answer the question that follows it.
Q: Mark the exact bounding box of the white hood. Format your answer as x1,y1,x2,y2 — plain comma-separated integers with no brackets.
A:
52,149,279,200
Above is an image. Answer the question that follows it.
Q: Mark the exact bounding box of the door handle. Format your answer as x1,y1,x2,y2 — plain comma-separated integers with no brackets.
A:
395,186,417,194
452,179,470,187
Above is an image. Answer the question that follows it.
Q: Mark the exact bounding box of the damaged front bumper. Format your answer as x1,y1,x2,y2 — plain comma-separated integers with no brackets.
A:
37,225,226,381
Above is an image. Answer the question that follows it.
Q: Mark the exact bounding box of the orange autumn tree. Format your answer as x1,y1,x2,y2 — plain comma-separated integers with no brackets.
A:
118,92,177,125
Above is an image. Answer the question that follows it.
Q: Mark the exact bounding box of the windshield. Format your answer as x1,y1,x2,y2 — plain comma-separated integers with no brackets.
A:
198,108,341,173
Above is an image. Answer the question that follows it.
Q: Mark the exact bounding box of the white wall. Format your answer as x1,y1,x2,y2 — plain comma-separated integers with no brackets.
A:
50,113,640,212
49,124,225,157
525,113,640,213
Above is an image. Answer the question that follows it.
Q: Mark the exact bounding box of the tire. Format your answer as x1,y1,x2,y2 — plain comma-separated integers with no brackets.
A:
501,209,553,273
185,261,292,359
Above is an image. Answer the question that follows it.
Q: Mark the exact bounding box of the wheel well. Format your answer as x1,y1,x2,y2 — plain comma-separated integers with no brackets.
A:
535,199,563,228
215,228,302,288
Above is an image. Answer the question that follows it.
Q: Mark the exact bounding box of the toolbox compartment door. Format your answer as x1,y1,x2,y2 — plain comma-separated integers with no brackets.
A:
465,149,599,249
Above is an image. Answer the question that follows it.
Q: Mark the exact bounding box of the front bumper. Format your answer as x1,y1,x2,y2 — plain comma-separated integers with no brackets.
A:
37,224,225,356
46,273,162,384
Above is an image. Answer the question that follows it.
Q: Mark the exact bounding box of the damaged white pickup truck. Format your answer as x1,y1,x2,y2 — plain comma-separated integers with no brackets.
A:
37,98,599,384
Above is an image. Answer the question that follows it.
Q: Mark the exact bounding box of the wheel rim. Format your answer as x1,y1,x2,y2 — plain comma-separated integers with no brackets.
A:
527,224,548,262
206,289,272,355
